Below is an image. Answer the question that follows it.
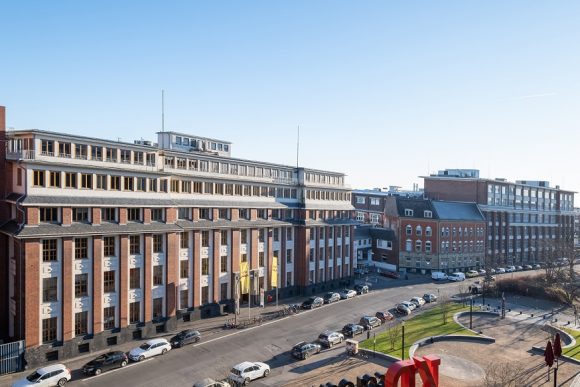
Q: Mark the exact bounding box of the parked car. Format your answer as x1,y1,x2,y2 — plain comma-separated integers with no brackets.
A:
524,265,533,270
301,296,324,309
423,293,437,303
359,316,382,330
448,272,466,282
380,270,399,279
399,301,416,311
478,269,486,275
375,310,394,323
291,342,322,359
318,330,345,347
505,266,516,273
489,268,497,274
323,292,341,304
496,268,505,273
129,338,172,362
410,297,426,307
533,264,541,270
193,378,231,387
354,284,370,294
229,361,270,385
339,289,357,299
82,351,128,375
466,270,479,278
431,271,448,281
395,304,411,315
13,364,71,387
342,323,364,337
516,265,523,271
170,329,201,348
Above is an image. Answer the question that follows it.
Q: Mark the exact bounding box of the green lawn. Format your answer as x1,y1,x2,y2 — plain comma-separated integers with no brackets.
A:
359,303,478,359
561,327,580,361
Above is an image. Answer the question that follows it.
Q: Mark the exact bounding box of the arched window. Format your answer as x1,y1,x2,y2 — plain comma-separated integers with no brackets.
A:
416,226,422,236
405,239,412,252
426,226,432,237
415,240,422,252
406,225,412,236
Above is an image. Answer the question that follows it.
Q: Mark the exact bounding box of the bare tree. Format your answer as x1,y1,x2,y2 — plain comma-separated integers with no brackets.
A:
440,296,452,325
457,283,467,306
387,321,401,350
483,360,527,386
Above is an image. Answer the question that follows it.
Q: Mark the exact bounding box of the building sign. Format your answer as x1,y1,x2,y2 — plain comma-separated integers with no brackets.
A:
385,355,441,387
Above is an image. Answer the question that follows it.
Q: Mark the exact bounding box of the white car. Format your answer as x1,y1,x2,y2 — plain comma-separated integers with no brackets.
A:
505,266,516,272
410,297,426,307
128,338,172,362
339,289,357,299
229,361,270,385
12,364,71,387
448,272,466,282
496,268,506,273
400,301,416,311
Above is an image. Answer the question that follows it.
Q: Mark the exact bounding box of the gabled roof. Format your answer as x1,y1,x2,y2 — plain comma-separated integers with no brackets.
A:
431,201,485,221
395,197,436,219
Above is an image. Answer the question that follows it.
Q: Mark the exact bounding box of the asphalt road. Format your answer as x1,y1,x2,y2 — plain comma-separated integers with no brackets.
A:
18,267,566,387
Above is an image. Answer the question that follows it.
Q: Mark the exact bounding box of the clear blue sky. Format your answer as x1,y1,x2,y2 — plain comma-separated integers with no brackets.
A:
2,1,580,196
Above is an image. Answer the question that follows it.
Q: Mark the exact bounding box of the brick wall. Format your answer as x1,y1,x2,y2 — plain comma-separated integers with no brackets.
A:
62,238,73,340
24,240,40,347
27,207,39,226
62,208,72,226
93,237,103,334
166,232,179,316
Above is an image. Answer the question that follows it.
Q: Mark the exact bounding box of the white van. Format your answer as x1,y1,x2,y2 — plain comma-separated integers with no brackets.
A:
448,272,466,282
431,272,448,281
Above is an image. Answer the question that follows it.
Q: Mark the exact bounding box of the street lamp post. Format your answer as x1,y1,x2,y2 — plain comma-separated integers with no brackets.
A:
470,297,473,329
401,320,405,360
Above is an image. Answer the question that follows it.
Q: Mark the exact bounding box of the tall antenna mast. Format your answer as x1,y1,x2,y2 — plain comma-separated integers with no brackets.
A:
161,89,165,132
296,125,300,168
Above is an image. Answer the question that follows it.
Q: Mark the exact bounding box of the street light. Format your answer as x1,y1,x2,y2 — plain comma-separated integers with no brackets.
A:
401,320,405,360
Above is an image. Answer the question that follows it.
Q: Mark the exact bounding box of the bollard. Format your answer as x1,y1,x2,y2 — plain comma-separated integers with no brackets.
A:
519,311,522,315
531,314,534,317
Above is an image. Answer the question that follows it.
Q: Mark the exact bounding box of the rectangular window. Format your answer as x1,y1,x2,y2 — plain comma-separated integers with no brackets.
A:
153,234,163,253
59,142,71,158
106,148,117,162
43,277,58,302
75,311,88,336
171,179,180,193
101,208,116,222
201,287,209,305
178,207,190,220
96,174,107,189
75,238,88,259
42,239,58,261
33,170,45,186
103,306,115,329
75,273,88,297
220,255,227,273
42,317,57,343
103,270,115,293
220,283,228,301
181,180,191,193
153,265,163,285
40,208,58,223
153,298,163,319
220,231,227,245
151,208,164,222
129,235,140,255
149,178,158,192
127,208,141,222
218,208,229,220
136,177,146,191
241,253,247,262
134,151,144,165
41,140,54,155
199,208,211,220
201,231,209,247
129,302,140,324
120,149,131,163
124,176,134,191
259,251,265,267
286,249,292,264
180,260,189,279
180,232,189,249
130,268,141,289
81,173,93,189
241,231,247,244
103,236,115,256
110,176,121,190
286,228,293,241
75,144,87,159
201,258,209,275
180,290,189,309
65,172,77,188
73,207,89,223
91,146,103,161
274,229,280,242
48,171,60,187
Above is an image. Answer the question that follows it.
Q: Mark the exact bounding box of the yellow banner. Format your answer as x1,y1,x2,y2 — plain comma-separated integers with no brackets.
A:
240,261,250,294
271,257,278,288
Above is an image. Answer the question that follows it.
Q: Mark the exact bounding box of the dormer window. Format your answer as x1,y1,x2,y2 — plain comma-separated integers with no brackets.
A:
404,209,414,217
175,136,182,145
424,210,432,218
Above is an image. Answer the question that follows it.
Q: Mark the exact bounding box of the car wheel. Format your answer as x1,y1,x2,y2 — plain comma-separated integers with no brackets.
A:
304,353,310,359
339,338,343,343
139,355,145,362
57,378,68,387
330,341,334,347
263,369,270,377
94,368,102,376
120,360,127,367
161,348,168,355
243,378,251,386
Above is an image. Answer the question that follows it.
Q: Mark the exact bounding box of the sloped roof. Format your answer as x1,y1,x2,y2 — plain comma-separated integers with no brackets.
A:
395,197,436,218
431,200,485,221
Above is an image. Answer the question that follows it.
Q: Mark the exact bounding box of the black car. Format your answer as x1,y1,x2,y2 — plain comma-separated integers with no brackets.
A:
291,342,322,360
323,292,340,304
170,329,201,348
354,284,370,295
301,296,323,309
342,323,364,337
82,351,128,375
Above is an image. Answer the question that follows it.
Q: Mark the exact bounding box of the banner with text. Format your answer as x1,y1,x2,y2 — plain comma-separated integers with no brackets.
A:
271,257,278,288
240,261,250,294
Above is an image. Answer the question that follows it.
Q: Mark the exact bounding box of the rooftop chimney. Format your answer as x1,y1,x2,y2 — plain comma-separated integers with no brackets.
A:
0,105,5,132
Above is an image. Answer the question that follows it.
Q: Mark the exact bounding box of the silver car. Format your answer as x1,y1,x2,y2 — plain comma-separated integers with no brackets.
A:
318,330,344,347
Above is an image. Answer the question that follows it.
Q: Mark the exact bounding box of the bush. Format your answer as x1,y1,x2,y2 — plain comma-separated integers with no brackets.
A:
493,274,563,303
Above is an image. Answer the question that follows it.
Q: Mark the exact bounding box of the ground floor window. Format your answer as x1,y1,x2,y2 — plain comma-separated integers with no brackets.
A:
75,311,88,336
220,283,228,301
153,298,163,319
104,306,116,329
130,301,141,324
180,290,189,309
201,286,209,305
42,317,57,343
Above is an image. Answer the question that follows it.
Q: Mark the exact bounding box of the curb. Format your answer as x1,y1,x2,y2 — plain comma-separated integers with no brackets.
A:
530,346,580,365
408,335,495,358
358,348,400,363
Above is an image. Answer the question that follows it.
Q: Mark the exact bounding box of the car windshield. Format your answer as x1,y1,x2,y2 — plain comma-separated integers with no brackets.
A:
230,368,241,376
139,344,151,350
26,371,42,382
